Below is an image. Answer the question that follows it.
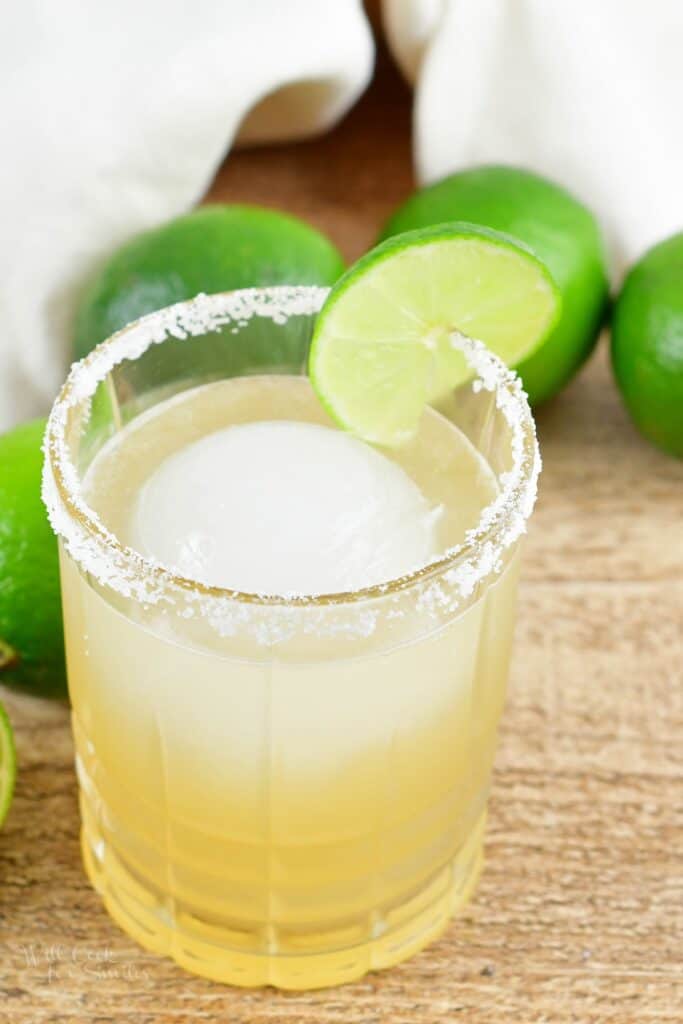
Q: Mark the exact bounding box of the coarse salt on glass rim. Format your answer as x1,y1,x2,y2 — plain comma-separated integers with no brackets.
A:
42,286,541,644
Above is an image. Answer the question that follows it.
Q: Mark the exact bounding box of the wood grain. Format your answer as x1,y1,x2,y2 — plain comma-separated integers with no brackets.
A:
1,39,682,1024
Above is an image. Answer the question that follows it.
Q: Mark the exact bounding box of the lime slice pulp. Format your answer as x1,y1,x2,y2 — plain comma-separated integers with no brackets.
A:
0,701,17,827
309,223,561,445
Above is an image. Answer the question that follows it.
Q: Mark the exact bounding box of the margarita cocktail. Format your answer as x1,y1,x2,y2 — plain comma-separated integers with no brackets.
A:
44,268,544,989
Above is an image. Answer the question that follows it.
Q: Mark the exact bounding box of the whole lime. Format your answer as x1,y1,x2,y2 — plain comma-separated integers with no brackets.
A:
379,165,610,405
0,419,66,699
74,205,345,358
612,233,683,457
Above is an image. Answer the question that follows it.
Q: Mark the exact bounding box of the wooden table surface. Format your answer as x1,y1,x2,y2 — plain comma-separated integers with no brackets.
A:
1,40,682,1024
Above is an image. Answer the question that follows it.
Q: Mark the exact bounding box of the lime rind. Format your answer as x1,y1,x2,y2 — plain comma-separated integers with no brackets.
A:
0,701,16,828
308,223,561,445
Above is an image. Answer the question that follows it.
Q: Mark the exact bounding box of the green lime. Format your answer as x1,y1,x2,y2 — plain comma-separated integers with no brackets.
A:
74,204,345,358
0,419,66,699
612,232,683,457
309,223,560,445
0,701,16,827
379,165,610,405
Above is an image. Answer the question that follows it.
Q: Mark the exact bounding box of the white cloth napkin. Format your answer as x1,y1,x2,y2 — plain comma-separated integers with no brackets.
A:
3,2,682,432
384,0,683,270
0,1,373,431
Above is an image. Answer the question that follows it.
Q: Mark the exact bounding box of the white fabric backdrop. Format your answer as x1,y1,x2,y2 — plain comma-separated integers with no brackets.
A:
2,1,682,430
385,0,683,268
0,0,373,431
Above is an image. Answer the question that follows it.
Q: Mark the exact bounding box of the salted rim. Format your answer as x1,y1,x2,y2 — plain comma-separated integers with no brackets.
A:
42,286,541,610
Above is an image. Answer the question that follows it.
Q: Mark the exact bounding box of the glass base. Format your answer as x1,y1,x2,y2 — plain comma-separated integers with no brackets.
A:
81,812,485,990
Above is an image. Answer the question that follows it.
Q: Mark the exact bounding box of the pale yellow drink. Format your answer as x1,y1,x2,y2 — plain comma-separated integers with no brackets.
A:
44,289,538,989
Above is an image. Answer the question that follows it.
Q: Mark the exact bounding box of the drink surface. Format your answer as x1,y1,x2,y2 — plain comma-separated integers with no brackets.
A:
63,374,519,988
84,375,498,594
